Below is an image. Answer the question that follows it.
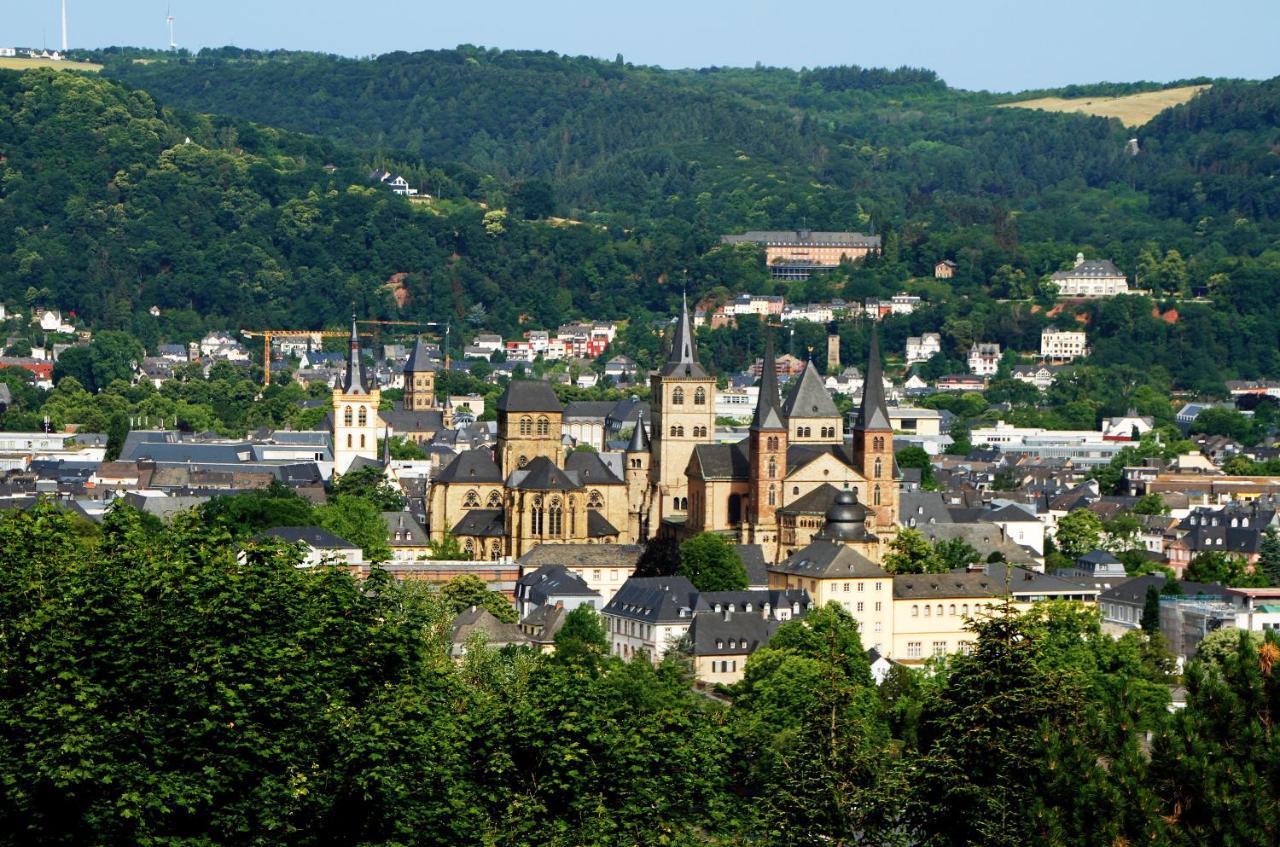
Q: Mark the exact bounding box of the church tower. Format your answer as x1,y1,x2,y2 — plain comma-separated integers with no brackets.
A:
332,316,382,474
648,293,716,528
625,414,651,541
852,326,897,531
403,336,438,412
781,358,843,444
746,332,787,548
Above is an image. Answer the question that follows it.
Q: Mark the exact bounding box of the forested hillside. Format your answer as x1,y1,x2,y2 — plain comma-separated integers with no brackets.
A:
3,53,1280,392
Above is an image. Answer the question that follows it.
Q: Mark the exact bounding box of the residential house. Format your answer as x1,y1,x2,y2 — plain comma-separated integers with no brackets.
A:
515,543,643,607
1011,363,1063,390
968,342,1001,377
449,607,528,657
934,259,958,279
1041,327,1088,362
1051,254,1131,298
601,576,707,662
255,526,364,568
906,333,942,365
514,564,602,619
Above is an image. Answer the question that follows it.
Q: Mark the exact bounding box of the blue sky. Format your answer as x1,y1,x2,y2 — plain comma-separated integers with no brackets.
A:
10,0,1279,91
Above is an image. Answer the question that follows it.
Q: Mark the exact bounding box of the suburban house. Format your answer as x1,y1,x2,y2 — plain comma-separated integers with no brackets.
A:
254,526,364,568
906,333,942,364
934,259,958,279
968,342,1001,376
1012,363,1064,390
514,564,602,619
1041,327,1088,362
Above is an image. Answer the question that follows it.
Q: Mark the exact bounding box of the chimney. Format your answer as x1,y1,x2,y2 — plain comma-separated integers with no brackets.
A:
826,321,840,373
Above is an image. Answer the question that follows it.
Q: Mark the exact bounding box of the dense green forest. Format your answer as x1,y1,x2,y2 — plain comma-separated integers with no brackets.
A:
3,53,1280,394
2,500,1278,846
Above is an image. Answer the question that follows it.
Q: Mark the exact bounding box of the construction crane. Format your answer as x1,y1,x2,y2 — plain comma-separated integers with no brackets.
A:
242,320,429,387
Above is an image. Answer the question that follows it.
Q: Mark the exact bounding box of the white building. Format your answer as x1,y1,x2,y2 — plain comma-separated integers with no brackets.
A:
1041,327,1088,361
602,576,706,663
781,303,834,323
1101,412,1155,440
1052,254,1131,298
905,333,942,364
256,527,364,568
968,342,1001,376
1011,364,1063,390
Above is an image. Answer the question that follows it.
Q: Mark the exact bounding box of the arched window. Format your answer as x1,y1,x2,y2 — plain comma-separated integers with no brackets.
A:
346,434,352,448
680,497,688,510
874,457,883,478
491,541,502,560
536,416,550,436
767,485,776,506
672,387,684,405
694,387,706,405
360,434,366,448
588,490,604,509
463,539,475,557
924,605,931,617
531,497,544,534
949,604,956,615
549,498,563,536
912,605,919,617
873,485,881,506
486,490,502,508
767,436,778,451
793,486,799,495
677,426,685,437
463,490,481,508
357,406,368,427
343,406,353,426
728,493,742,524
519,416,532,436
873,436,885,451
767,457,777,479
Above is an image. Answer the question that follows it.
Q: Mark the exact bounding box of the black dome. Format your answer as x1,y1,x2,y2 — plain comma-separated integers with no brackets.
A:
822,490,872,542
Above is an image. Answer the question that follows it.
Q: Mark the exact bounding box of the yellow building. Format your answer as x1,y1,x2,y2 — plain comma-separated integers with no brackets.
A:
331,317,382,474
648,293,716,532
685,328,897,561
768,490,892,653
428,380,633,559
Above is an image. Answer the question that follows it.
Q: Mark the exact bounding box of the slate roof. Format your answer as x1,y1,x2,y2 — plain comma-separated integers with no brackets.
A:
509,456,580,491
516,564,600,605
587,510,621,537
1052,259,1124,279
986,503,1041,523
603,576,707,624
722,230,881,248
781,360,840,420
660,293,709,379
687,612,780,656
451,508,506,537
404,337,438,373
893,572,1011,600
853,326,892,431
692,442,752,480
450,607,528,654
786,443,859,474
341,317,370,395
435,448,503,484
899,491,954,527
380,406,444,434
383,511,430,546
256,526,359,549
627,415,650,453
778,482,843,514
752,333,786,431
496,380,563,413
732,544,770,588
564,450,624,485
516,543,644,569
564,401,617,420
980,563,1099,597
771,538,888,579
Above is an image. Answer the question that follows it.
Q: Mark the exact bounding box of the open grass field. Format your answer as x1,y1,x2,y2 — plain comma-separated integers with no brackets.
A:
0,57,102,72
998,84,1210,127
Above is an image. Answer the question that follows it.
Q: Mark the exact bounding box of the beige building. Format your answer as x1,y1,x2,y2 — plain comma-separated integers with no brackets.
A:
1052,253,1131,298
331,318,382,474
685,329,898,562
1041,327,1088,361
720,230,882,280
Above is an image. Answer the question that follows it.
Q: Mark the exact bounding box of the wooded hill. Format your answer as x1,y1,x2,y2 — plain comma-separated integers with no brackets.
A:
2,51,1280,391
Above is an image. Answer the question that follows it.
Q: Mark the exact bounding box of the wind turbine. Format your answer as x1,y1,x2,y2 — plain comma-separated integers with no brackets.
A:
167,2,176,50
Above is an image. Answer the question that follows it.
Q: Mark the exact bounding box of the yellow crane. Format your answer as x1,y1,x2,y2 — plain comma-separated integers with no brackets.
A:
242,320,427,387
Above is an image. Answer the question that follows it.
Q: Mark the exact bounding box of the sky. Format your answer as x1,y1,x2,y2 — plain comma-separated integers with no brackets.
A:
9,0,1279,91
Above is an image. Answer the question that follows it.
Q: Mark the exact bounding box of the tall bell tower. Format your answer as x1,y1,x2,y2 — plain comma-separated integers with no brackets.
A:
332,316,382,474
852,326,897,530
648,293,716,531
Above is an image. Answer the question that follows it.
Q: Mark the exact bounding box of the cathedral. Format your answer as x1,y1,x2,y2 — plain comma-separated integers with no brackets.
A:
415,294,897,561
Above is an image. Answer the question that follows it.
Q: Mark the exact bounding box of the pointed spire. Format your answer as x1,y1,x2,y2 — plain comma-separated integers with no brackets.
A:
781,359,840,420
342,313,369,394
627,413,650,453
752,332,785,431
660,291,708,378
381,425,391,465
404,334,436,374
854,325,891,431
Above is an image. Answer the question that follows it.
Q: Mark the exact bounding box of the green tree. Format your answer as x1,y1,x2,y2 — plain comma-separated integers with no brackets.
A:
677,532,747,591
439,573,517,623
883,527,945,574
895,445,937,489
1054,508,1104,561
198,482,316,534
1259,526,1280,586
313,494,391,562
1141,584,1162,633
934,537,981,571
425,530,469,561
1133,492,1170,515
1193,626,1264,666
1185,550,1269,587
330,465,406,510
554,605,609,657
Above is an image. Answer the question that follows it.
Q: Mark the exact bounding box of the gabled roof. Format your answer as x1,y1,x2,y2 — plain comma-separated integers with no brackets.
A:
509,456,580,491
496,380,563,413
686,612,781,657
602,576,707,624
587,510,621,538
341,315,370,395
564,450,623,485
732,544,770,587
781,360,840,420
771,538,888,579
451,508,506,537
516,543,644,569
564,400,617,420
256,526,358,550
692,442,752,480
778,482,844,514
660,292,709,379
517,564,600,603
436,448,503,484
